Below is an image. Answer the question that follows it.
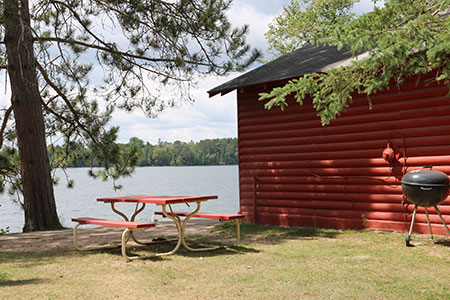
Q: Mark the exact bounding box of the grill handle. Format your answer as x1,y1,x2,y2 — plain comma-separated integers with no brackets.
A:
420,187,433,191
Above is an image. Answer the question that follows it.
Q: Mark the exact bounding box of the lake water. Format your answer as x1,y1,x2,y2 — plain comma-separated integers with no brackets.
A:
0,165,239,233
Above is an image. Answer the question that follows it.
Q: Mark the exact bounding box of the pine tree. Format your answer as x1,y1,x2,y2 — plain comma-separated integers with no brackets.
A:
261,0,450,125
0,0,260,231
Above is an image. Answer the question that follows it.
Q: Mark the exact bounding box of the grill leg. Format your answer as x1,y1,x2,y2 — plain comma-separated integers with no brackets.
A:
424,207,433,241
406,205,418,247
433,205,450,236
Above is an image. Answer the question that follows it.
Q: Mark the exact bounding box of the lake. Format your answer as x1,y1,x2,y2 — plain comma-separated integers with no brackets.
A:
0,165,239,233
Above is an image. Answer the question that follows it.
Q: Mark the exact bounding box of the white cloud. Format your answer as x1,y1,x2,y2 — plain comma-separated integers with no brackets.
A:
227,1,284,54
353,0,385,14
111,74,238,144
0,89,11,106
1,1,382,146
110,0,290,144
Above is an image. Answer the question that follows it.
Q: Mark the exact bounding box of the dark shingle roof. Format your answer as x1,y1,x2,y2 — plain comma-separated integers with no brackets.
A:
208,44,353,97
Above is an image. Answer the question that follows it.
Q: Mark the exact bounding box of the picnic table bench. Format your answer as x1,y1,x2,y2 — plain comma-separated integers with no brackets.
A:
72,217,156,261
72,194,223,260
154,211,244,242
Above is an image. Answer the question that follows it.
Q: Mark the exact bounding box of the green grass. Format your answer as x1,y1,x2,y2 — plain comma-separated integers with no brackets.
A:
1,223,449,300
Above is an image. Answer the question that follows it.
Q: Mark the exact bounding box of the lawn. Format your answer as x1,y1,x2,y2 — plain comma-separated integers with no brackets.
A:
1,223,449,300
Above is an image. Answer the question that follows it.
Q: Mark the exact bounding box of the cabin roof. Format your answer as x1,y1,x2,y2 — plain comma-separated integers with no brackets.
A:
208,44,355,97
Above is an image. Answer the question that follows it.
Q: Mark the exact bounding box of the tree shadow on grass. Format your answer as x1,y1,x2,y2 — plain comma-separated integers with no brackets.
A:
0,278,47,287
0,236,257,264
105,237,261,260
0,248,81,266
0,222,341,262
168,242,260,259
433,239,450,247
212,222,341,246
84,222,341,259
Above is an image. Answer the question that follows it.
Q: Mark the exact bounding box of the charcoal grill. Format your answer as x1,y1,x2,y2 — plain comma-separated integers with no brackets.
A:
401,166,450,246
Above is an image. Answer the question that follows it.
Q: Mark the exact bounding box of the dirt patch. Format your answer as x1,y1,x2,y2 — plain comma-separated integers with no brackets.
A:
0,219,220,253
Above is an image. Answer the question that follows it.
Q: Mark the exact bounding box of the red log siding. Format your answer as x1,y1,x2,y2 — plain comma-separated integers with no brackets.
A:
237,74,450,235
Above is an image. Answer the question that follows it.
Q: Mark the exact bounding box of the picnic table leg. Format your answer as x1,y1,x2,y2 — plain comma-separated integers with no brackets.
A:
232,219,241,242
152,202,219,256
151,205,184,256
110,202,131,221
174,201,221,252
73,223,82,250
109,202,152,245
121,228,159,261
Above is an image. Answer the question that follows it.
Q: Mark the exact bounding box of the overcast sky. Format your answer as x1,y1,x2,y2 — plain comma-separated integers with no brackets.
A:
0,0,380,145
111,0,381,144
111,0,288,144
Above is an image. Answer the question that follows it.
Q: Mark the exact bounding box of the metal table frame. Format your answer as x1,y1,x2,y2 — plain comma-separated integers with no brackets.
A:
97,195,219,259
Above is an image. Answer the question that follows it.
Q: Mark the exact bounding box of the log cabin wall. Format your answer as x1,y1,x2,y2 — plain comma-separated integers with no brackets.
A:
237,73,450,235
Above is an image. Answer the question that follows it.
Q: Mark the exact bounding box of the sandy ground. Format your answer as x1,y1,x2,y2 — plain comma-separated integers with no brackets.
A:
0,219,220,253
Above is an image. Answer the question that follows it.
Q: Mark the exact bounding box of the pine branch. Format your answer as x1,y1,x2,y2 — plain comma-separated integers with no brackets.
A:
0,105,13,149
39,95,72,125
33,36,210,67
370,19,446,37
50,0,115,50
88,0,220,66
35,59,100,145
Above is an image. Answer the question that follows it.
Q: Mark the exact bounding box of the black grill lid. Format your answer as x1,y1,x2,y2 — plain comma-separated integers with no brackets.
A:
401,169,449,187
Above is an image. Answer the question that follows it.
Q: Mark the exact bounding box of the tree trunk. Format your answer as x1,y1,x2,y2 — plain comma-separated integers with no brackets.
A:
4,0,62,231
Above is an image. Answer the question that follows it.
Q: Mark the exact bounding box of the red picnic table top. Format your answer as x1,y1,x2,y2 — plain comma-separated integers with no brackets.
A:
97,195,218,205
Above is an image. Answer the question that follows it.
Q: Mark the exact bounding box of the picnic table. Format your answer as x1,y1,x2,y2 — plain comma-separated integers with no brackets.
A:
73,195,219,260
98,195,220,254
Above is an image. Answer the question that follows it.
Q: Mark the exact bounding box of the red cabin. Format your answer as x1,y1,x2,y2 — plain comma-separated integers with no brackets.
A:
209,45,450,235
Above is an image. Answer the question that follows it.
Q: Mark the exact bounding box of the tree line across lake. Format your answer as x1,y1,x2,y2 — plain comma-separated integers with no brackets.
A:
50,137,238,167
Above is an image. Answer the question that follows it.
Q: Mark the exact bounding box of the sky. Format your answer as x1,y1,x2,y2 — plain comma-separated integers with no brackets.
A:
111,0,381,144
0,0,380,145
111,0,291,144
